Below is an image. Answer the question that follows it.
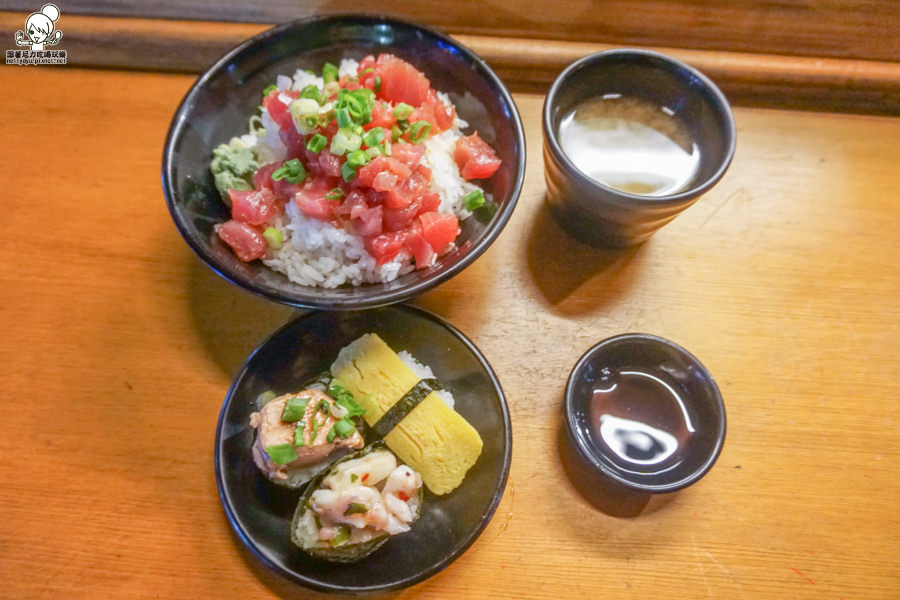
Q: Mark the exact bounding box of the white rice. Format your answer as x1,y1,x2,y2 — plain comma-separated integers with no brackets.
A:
397,351,455,409
247,59,490,289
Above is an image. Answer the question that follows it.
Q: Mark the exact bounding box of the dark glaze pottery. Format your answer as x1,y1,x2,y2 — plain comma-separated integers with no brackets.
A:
163,15,525,309
543,49,735,247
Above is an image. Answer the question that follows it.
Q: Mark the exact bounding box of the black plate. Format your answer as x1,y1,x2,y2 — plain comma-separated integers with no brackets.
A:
215,305,512,593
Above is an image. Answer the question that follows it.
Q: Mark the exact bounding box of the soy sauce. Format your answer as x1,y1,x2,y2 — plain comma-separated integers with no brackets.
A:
588,366,695,473
558,95,700,196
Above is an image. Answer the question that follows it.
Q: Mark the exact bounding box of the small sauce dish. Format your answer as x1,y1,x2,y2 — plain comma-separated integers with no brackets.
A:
565,334,726,493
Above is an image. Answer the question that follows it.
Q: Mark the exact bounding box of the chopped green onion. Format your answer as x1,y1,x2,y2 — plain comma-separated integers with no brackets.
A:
330,128,362,156
264,443,298,465
341,162,358,182
393,103,414,120
294,422,306,447
310,413,319,441
330,525,351,547
409,120,431,143
329,382,366,418
263,227,283,250
290,98,322,133
344,502,368,516
271,158,306,184
332,417,357,439
374,76,382,92
281,396,310,422
324,187,344,200
463,190,486,211
363,126,385,147
335,107,353,129
360,67,374,75
299,84,324,103
306,133,327,153
350,473,359,483
346,149,369,168
391,125,403,142
322,62,339,83
350,88,374,124
365,145,382,159
474,197,499,223
262,84,278,96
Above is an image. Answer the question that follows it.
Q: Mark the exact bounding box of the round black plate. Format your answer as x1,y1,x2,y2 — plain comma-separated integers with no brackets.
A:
214,304,511,593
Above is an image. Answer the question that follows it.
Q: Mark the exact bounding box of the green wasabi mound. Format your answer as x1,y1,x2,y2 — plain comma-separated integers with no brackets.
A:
209,137,259,201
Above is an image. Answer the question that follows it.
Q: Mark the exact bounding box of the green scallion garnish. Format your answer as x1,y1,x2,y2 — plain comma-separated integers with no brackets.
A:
409,121,431,143
336,107,353,129
341,161,358,182
263,227,283,250
271,158,307,184
343,502,368,516
393,103,414,120
330,525,351,547
363,127,385,147
299,83,324,103
324,187,344,201
463,190,486,211
332,417,357,439
262,84,278,96
346,149,369,168
294,421,306,446
306,133,327,153
281,396,310,422
322,62,339,84
264,443,298,465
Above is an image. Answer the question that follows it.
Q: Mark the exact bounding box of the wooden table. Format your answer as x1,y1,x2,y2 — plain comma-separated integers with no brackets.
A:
2,61,899,599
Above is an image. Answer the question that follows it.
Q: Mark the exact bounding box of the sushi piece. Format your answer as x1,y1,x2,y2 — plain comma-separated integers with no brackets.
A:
291,442,424,563
249,386,366,488
330,333,483,495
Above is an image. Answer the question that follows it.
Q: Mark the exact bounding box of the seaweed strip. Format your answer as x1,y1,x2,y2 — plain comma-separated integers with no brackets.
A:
372,378,441,438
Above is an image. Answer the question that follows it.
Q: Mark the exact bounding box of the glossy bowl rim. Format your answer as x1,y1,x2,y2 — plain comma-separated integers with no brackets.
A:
542,48,736,206
564,332,727,493
214,303,513,593
162,13,526,311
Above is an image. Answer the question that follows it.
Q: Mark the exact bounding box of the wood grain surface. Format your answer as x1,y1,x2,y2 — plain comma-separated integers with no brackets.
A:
1,64,899,599
2,0,898,61
1,11,899,114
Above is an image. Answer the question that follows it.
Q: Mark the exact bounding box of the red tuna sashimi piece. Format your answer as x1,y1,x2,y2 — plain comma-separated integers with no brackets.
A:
418,211,459,254
374,55,431,107
216,219,267,262
364,230,408,264
454,132,502,180
229,188,279,226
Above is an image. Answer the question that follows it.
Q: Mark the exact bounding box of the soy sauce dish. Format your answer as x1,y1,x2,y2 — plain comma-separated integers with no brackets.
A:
565,334,726,493
215,305,511,593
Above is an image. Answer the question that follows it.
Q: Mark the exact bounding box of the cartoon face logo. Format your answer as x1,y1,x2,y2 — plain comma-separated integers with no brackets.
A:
15,4,63,52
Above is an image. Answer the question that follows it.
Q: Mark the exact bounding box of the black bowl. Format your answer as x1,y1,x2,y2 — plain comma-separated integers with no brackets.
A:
565,333,726,493
215,305,512,593
163,14,525,310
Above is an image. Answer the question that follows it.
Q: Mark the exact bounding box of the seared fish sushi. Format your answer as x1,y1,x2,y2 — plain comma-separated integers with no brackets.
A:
249,386,366,488
291,442,424,562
